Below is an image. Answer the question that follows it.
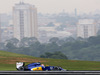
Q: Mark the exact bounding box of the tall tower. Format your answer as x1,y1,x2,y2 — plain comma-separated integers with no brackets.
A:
13,2,38,40
75,8,77,17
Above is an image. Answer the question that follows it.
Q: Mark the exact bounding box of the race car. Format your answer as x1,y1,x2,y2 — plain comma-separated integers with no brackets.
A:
16,62,66,71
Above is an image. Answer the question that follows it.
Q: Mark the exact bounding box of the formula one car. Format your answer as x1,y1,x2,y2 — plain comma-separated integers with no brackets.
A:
16,62,66,71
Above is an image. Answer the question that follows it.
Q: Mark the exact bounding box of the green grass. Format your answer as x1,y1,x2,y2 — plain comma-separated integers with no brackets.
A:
0,50,100,70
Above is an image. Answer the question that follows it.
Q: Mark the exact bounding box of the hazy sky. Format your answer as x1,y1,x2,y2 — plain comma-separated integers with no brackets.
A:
0,0,100,14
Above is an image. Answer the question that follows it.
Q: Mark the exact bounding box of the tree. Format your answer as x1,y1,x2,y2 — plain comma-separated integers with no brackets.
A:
20,37,29,47
40,51,68,59
28,37,38,45
76,37,84,41
97,30,100,35
57,39,65,46
65,37,75,42
6,42,16,50
49,37,59,43
88,36,100,45
6,38,19,47
20,37,38,47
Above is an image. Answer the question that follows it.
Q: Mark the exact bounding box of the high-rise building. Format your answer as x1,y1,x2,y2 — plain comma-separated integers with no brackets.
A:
13,2,38,40
77,19,97,38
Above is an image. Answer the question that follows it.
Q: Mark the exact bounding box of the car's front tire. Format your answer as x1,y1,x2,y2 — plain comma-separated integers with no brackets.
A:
53,66,61,71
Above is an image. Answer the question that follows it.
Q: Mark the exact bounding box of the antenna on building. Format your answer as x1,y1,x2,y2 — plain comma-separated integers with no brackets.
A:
75,8,77,17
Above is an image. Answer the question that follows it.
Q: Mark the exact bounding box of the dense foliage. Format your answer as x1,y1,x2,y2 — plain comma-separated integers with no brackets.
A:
2,35,100,61
40,51,68,59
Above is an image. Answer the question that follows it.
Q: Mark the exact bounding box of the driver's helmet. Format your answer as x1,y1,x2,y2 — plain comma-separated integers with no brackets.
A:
41,64,44,66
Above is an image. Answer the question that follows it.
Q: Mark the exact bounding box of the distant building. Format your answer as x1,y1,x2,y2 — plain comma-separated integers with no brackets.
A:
77,19,97,38
0,14,10,27
13,2,38,40
0,14,13,42
38,27,72,43
74,8,77,17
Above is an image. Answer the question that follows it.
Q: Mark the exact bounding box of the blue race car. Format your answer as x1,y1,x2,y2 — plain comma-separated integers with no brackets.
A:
16,62,66,71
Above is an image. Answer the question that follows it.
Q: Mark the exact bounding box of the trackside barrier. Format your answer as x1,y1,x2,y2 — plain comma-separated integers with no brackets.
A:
0,71,100,75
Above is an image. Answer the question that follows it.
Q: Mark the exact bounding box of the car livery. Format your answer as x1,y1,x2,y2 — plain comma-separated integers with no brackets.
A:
16,62,66,71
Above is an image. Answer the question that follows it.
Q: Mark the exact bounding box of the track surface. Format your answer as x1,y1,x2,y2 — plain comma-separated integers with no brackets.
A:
0,71,100,75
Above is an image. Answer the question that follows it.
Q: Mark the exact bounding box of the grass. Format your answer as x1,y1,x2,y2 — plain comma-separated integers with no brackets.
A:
0,50,100,70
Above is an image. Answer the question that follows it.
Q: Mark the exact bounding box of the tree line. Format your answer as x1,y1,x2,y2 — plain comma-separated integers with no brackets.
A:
1,35,100,61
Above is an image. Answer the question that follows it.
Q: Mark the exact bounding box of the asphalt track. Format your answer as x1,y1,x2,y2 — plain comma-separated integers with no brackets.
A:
0,71,100,75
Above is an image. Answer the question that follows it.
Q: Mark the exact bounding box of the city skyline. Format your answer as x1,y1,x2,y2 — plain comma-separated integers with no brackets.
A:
0,0,100,14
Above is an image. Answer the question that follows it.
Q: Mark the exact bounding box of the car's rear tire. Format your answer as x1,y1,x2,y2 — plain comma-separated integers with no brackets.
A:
18,66,24,71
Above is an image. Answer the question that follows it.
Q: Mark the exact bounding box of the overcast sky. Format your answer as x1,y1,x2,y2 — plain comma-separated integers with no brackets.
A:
0,0,100,14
